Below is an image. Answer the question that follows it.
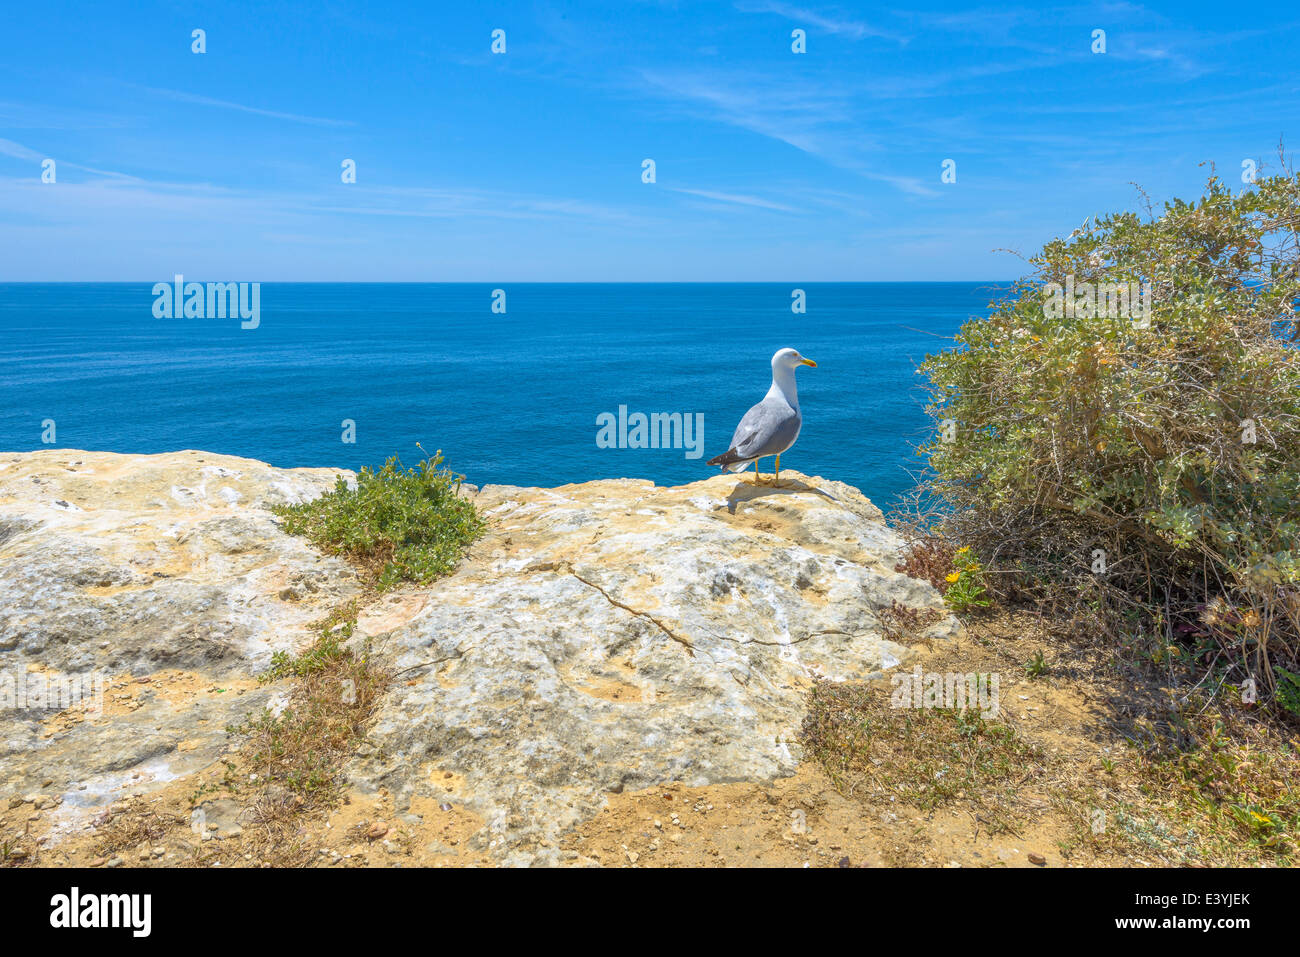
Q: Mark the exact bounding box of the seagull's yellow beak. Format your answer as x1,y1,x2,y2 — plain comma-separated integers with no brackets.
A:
800,357,817,367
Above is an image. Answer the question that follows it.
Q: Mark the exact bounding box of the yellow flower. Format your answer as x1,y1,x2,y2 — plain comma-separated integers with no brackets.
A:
945,572,961,583
955,546,971,556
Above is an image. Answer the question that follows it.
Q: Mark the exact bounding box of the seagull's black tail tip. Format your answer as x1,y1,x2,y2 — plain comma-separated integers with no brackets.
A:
707,450,739,468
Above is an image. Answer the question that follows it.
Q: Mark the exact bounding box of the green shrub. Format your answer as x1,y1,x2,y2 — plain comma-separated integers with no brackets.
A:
274,447,484,590
918,169,1300,706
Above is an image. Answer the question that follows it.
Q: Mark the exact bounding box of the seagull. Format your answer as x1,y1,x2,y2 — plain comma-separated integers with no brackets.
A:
707,347,816,485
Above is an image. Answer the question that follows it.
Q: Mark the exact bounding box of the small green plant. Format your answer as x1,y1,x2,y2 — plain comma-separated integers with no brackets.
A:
1025,650,1049,679
188,766,239,805
1227,804,1285,845
274,446,484,590
263,603,358,682
943,545,991,612
1276,667,1300,719
228,603,387,803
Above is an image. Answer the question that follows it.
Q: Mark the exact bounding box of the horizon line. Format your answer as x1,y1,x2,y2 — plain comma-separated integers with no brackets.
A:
0,279,1017,285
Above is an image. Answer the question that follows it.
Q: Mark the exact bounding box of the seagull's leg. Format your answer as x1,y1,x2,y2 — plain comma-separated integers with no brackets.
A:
775,454,781,486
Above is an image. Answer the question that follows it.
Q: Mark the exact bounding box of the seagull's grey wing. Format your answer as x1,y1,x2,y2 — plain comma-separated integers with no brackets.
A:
728,398,801,459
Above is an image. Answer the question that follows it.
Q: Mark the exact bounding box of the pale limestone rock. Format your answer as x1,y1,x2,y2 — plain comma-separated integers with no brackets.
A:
0,451,953,862
349,471,954,865
0,450,359,811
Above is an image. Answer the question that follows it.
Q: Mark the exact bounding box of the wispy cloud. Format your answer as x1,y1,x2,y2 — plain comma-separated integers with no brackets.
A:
637,70,945,196
308,185,644,224
734,1,908,42
132,84,353,127
0,174,646,231
0,100,137,131
667,186,801,212
639,69,868,161
0,136,143,181
1103,33,1209,78
861,172,939,198
0,138,44,162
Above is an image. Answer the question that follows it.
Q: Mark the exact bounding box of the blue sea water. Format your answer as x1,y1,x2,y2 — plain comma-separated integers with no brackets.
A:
0,283,1006,509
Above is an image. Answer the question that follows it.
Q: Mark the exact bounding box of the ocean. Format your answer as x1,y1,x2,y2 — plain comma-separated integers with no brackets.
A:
0,283,1007,509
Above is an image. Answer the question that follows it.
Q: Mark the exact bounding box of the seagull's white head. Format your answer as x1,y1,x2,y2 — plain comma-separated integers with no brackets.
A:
772,347,817,371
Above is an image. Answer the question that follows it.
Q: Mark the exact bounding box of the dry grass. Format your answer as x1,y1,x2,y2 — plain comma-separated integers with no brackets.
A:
1062,701,1300,865
815,579,1300,866
89,807,195,865
211,601,389,864
801,677,1047,834
875,599,944,645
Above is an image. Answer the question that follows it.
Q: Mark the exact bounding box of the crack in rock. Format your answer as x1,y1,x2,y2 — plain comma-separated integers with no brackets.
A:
563,564,696,657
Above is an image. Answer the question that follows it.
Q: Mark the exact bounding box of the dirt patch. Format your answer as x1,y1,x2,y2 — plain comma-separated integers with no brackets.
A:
562,766,1079,868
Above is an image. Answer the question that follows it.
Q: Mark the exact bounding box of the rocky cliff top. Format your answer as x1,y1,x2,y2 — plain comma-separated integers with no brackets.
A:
0,450,953,864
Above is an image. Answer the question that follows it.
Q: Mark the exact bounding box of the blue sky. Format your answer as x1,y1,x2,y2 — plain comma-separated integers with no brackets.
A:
2,0,1297,281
